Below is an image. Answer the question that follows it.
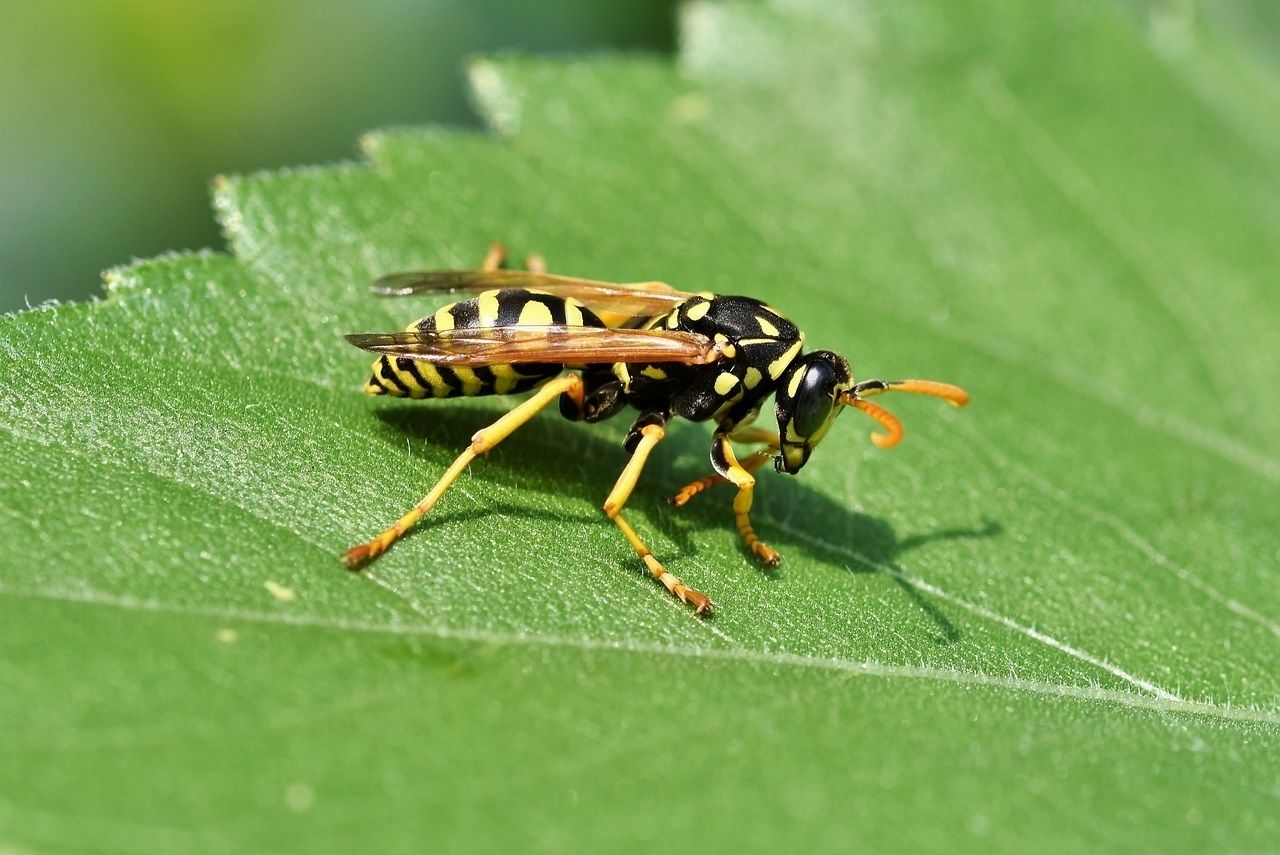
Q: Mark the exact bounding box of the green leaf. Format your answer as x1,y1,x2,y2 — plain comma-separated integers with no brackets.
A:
3,1,1279,850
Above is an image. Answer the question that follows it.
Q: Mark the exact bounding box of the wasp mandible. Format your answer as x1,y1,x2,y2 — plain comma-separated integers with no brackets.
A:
343,244,969,614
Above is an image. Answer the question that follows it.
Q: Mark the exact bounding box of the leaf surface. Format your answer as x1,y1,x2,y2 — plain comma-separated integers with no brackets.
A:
2,1,1279,851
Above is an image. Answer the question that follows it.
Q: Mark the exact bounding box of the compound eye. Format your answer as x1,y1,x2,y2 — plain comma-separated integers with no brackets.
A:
792,362,837,438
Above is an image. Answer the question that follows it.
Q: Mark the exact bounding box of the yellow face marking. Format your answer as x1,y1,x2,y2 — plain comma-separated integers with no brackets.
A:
477,290,502,326
755,315,780,337
518,300,555,326
714,372,739,396
641,366,667,380
433,306,456,331
684,300,711,322
769,340,803,379
744,366,763,389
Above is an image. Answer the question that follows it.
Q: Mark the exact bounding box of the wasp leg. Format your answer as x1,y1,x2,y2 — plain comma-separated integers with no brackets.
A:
668,427,778,506
709,434,780,567
603,423,713,614
483,241,546,274
482,242,506,271
343,373,585,568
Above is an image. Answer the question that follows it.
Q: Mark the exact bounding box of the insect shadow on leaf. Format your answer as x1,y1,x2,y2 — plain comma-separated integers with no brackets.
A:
368,401,1000,642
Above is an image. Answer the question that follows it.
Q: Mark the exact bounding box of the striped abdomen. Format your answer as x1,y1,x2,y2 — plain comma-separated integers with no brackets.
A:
363,288,606,398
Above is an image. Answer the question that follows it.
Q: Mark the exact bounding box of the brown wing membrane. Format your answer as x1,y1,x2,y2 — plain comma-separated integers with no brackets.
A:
372,269,693,326
345,325,722,366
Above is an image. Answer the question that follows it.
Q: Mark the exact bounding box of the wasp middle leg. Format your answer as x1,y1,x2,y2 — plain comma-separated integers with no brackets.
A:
603,419,713,614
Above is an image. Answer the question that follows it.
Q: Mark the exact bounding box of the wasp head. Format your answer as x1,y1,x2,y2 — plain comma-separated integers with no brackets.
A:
773,350,853,474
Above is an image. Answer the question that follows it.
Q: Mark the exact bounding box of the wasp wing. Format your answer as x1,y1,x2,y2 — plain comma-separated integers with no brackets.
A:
345,325,721,366
372,269,693,327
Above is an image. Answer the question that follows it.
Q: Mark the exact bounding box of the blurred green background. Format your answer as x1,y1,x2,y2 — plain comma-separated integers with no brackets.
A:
0,0,674,312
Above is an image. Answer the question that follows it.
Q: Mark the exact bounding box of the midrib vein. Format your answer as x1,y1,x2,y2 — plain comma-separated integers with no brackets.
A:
1,582,1275,728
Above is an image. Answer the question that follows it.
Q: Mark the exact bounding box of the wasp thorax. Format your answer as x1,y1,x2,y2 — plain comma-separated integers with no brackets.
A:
774,350,853,474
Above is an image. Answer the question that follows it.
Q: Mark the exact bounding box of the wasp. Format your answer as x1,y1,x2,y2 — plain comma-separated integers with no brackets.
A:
343,244,968,614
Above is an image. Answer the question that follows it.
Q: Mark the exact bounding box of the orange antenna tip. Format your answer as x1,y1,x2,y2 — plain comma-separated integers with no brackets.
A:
887,379,969,407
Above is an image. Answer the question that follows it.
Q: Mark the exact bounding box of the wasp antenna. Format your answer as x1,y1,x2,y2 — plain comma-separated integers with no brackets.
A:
886,379,969,407
845,397,904,448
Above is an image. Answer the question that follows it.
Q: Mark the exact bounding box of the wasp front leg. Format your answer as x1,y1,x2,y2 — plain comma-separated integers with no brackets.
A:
702,433,781,568
669,427,777,507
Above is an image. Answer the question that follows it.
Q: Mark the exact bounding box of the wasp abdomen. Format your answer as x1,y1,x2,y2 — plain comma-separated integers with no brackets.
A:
363,289,604,398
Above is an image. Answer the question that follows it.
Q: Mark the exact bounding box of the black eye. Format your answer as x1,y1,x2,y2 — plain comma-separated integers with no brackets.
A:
793,362,836,438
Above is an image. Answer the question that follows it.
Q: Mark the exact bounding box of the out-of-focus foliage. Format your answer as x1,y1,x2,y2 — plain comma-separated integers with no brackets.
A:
0,0,673,310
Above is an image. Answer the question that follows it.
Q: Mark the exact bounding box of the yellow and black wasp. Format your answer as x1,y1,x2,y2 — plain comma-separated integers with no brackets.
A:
343,244,969,614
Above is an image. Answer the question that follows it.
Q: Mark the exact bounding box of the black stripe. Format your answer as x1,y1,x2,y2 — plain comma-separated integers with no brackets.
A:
366,373,388,393
449,299,480,329
378,355,412,395
473,365,497,391
434,365,462,393
414,314,437,332
542,293,567,325
398,357,432,394
496,290,526,326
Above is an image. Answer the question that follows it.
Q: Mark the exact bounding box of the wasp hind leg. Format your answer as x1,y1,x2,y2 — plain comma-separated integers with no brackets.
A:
603,420,713,614
342,373,585,567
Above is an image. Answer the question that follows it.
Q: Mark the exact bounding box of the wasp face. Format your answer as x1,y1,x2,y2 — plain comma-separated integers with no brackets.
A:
774,350,853,474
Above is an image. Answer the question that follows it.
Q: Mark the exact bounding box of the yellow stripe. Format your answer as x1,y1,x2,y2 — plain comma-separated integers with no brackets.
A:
434,306,456,331
492,363,520,395
564,299,585,327
769,340,803,379
417,364,453,397
787,365,805,397
518,300,555,326
755,315,780,336
478,290,501,326
452,366,484,396
388,360,428,397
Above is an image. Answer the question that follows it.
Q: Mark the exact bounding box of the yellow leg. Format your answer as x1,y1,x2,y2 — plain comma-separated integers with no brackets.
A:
343,374,584,568
715,437,780,567
603,424,713,614
669,428,778,506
